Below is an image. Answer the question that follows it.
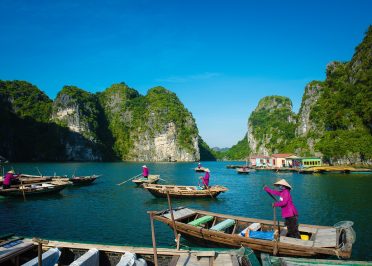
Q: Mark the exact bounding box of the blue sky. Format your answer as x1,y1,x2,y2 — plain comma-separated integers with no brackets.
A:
1,0,371,147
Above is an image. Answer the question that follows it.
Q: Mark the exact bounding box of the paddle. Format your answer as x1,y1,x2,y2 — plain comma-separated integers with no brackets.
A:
198,180,214,199
265,190,280,229
35,167,43,177
265,187,280,254
117,173,142,186
12,167,26,202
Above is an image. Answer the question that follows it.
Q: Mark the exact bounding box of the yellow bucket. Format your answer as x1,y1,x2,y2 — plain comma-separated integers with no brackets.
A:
300,234,309,240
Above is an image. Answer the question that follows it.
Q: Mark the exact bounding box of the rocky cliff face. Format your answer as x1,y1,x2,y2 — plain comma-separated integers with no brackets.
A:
247,96,296,155
99,84,200,162
52,86,104,161
296,81,324,137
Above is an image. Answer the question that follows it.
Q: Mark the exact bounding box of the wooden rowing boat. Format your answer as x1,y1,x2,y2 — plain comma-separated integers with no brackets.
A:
0,182,68,197
70,175,98,185
143,184,228,198
132,175,160,186
151,207,355,259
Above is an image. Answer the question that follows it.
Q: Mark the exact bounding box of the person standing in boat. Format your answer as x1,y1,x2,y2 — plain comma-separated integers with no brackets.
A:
2,170,19,189
199,168,210,189
197,162,202,169
142,165,149,179
264,179,300,239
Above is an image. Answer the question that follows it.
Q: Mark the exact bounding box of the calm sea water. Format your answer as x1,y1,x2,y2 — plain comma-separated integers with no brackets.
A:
1,162,371,260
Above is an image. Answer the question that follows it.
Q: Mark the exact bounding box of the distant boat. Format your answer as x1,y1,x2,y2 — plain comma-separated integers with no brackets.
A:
143,184,228,198
195,167,206,172
236,168,250,174
70,175,99,185
132,175,160,186
0,182,67,197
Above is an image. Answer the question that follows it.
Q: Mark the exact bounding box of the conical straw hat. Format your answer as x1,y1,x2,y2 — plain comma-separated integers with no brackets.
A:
274,179,292,189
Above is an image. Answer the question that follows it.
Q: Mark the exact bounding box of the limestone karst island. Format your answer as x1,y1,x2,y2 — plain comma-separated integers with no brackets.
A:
0,1,372,265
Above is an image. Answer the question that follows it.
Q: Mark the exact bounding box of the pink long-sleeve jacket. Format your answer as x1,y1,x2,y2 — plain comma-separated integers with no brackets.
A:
3,173,18,185
142,167,149,177
202,172,210,186
264,186,298,219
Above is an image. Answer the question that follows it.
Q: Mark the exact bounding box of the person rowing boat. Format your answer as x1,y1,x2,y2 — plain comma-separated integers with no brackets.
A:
264,179,300,239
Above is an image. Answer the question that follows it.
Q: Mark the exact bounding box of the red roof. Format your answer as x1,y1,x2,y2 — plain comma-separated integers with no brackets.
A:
271,153,293,158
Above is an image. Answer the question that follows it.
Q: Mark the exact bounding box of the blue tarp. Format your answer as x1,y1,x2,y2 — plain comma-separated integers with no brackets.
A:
248,231,274,241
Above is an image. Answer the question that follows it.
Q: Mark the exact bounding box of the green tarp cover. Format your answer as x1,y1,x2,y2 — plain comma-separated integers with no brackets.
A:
188,215,214,226
210,219,235,231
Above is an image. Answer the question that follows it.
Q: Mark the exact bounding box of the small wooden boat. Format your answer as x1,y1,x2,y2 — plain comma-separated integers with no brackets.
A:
236,168,250,174
132,175,160,186
70,175,98,185
143,184,228,198
0,182,68,197
151,207,355,259
195,167,206,172
227,165,247,169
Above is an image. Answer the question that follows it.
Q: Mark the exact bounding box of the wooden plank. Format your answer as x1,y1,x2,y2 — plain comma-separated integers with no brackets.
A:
279,236,314,247
298,226,318,234
0,239,35,263
214,254,232,266
169,255,180,266
317,228,336,234
195,251,215,257
177,254,210,266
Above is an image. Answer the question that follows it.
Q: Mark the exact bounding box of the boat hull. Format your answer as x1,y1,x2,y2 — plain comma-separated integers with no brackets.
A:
152,208,353,259
0,184,67,197
70,177,97,185
146,188,222,198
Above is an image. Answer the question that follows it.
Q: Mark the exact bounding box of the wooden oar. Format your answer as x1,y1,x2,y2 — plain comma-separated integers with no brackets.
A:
117,173,142,186
12,167,26,201
35,167,43,177
266,191,280,229
199,180,214,199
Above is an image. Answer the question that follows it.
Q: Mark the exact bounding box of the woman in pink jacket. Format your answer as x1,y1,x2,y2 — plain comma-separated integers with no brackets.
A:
2,170,19,189
264,179,300,239
142,165,149,179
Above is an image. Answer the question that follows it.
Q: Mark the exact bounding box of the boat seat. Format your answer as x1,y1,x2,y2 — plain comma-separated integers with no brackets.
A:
188,215,214,226
210,219,235,231
22,248,61,266
69,248,99,266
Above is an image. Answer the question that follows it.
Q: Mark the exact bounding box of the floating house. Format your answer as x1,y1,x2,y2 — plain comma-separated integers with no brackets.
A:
249,155,272,167
294,157,323,168
271,153,294,168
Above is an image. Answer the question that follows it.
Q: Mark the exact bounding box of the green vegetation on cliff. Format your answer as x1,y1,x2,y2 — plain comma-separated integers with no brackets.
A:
99,84,199,161
0,80,52,122
243,26,372,164
248,96,297,154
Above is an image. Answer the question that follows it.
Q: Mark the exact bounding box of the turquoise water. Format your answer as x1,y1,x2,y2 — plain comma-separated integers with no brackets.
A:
1,162,371,260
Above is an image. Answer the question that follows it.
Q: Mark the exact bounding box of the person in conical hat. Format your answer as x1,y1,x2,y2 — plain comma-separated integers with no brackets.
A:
264,179,300,239
199,168,210,189
3,170,19,189
142,165,149,179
